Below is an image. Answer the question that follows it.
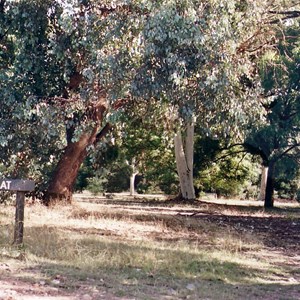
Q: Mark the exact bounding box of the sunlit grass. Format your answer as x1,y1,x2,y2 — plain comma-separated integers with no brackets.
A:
0,197,299,299
22,227,270,284
1,204,265,281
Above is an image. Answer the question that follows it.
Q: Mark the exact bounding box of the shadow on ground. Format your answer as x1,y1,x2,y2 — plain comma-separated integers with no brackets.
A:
74,195,300,251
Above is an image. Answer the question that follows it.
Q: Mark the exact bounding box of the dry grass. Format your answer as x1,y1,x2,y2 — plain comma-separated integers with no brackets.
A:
0,194,300,299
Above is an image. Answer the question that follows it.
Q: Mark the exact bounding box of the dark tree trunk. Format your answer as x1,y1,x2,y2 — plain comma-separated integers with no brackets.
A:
264,161,275,208
45,133,93,204
44,98,108,205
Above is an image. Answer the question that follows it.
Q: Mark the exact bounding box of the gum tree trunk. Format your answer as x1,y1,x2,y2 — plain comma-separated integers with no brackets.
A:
130,172,138,196
129,158,139,196
264,161,275,208
45,98,108,204
174,119,195,201
258,165,268,201
46,131,97,203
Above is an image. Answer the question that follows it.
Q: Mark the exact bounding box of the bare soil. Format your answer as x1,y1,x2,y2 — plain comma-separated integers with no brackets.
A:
1,194,300,300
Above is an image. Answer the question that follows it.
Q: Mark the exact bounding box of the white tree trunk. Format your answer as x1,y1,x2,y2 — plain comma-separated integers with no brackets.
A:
130,172,138,196
174,120,195,200
258,165,268,201
185,118,194,182
129,159,138,196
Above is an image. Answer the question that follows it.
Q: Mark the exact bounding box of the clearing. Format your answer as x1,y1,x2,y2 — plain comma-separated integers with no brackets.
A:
0,192,299,299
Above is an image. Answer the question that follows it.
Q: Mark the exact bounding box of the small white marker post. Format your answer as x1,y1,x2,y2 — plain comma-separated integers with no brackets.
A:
0,179,35,245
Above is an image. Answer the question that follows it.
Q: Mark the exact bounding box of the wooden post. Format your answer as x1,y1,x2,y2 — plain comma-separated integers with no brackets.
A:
0,179,35,245
14,191,25,245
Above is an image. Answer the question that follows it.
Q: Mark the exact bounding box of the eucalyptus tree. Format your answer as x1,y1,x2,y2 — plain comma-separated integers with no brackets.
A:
0,0,145,202
0,0,66,192
0,0,96,200
245,19,300,208
1,0,297,204
127,0,282,201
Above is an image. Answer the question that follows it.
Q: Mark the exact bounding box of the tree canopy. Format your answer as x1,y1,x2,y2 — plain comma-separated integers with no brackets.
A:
0,0,299,204
244,18,300,207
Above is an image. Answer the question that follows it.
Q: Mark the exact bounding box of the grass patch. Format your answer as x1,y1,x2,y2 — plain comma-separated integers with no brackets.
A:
0,197,299,299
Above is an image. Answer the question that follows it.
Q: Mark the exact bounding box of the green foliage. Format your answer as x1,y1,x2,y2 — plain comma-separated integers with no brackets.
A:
0,0,133,193
195,148,259,198
79,161,131,194
103,164,131,193
194,135,221,174
78,138,131,193
251,21,300,161
296,190,300,202
76,98,179,195
129,0,272,136
85,176,107,196
109,100,178,194
75,158,95,192
1,0,299,200
0,0,77,191
274,157,300,199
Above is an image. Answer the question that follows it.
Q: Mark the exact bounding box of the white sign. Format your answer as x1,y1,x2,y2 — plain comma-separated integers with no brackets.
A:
0,180,11,190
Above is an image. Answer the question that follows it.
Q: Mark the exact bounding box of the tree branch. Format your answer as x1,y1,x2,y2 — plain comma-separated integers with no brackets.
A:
277,144,300,161
218,140,285,165
93,122,112,146
268,10,300,24
237,9,300,54
236,28,277,55
213,149,248,164
0,0,8,41
0,0,5,13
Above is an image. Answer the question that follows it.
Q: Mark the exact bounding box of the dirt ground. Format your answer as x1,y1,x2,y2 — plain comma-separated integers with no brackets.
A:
0,274,128,300
0,194,299,300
